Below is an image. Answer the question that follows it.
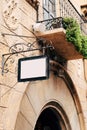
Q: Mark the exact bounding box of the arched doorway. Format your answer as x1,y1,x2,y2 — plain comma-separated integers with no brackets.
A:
13,62,85,130
34,102,71,130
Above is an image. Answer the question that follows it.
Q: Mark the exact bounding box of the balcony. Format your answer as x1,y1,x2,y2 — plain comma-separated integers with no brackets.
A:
34,0,87,60
35,17,83,60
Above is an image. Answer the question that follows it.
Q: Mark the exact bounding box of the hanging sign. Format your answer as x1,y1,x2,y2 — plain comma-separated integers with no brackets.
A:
18,55,49,82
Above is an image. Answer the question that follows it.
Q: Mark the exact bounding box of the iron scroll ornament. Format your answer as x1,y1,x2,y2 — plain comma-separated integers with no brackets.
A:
1,44,53,75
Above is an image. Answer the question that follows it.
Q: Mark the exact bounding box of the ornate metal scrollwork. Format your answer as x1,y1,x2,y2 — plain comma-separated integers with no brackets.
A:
2,40,53,75
9,42,36,53
2,41,38,75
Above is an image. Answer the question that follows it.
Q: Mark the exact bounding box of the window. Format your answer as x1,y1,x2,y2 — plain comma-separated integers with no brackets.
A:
43,0,56,20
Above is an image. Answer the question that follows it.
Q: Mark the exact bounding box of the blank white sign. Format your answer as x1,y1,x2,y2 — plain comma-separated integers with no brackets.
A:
18,56,49,82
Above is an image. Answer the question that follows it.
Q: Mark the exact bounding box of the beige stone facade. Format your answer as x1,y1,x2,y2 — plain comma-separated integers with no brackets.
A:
0,0,87,130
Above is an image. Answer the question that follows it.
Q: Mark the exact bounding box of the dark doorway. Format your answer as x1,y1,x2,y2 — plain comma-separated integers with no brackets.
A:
34,107,66,130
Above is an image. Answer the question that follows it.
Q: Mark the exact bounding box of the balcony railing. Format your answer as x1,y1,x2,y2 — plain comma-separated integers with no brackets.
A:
37,17,63,30
38,0,87,35
59,0,87,35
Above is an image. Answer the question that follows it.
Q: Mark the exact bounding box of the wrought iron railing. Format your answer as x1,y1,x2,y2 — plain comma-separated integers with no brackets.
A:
37,17,63,30
38,0,87,35
59,0,87,35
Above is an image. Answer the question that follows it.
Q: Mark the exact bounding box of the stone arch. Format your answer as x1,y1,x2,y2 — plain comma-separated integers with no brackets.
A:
34,101,71,130
14,60,85,130
3,62,85,130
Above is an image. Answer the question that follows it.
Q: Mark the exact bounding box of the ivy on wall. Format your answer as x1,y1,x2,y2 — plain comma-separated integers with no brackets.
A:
63,17,87,59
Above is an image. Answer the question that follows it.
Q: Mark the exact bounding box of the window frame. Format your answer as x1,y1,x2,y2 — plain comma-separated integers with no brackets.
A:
43,0,56,20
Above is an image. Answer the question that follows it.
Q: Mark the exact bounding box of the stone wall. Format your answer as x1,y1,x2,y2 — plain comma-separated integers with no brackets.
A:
67,59,87,129
0,0,37,129
0,0,87,130
15,74,82,130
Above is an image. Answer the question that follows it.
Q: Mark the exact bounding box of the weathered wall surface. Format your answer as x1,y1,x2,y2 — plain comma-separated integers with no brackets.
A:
0,0,87,130
14,74,81,130
0,0,37,129
84,59,87,81
67,59,87,129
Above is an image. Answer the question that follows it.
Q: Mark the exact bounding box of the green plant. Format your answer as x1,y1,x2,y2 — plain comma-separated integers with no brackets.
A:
81,35,87,58
63,17,87,58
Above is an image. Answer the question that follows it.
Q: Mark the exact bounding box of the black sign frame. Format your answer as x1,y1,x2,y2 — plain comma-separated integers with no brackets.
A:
18,55,49,82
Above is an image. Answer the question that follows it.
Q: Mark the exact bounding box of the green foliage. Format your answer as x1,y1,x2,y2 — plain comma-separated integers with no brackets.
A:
81,35,87,58
63,17,87,58
63,17,79,29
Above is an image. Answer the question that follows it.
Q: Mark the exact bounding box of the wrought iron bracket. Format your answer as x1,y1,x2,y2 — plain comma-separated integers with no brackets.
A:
1,45,53,75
